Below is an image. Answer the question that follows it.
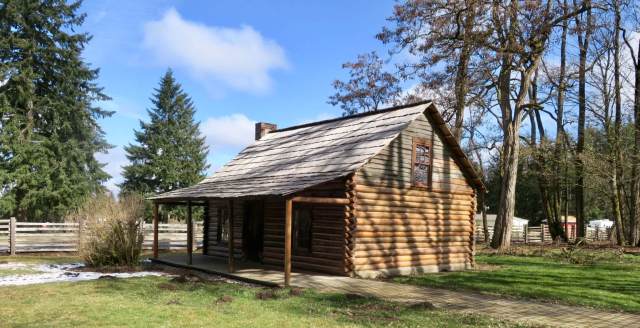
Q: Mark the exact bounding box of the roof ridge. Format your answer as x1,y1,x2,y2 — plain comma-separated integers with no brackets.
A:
273,100,432,133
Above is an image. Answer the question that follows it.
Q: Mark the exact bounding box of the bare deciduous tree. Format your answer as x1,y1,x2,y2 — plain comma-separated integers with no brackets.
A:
488,1,590,249
328,52,401,115
620,3,640,246
377,0,488,141
574,0,593,239
328,0,639,248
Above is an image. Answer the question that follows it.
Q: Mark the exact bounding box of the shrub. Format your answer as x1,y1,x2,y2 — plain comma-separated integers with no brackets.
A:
557,239,587,264
547,241,626,265
72,194,145,267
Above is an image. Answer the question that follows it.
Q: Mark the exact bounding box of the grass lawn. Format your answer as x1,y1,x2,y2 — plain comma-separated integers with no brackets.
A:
0,267,43,277
0,276,532,328
393,247,640,313
0,254,80,264
0,254,78,276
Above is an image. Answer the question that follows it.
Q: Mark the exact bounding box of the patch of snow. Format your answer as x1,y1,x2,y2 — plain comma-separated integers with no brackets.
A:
0,262,170,286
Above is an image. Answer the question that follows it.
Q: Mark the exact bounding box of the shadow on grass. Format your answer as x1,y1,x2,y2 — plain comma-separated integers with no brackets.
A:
278,289,528,327
86,277,528,327
394,254,640,313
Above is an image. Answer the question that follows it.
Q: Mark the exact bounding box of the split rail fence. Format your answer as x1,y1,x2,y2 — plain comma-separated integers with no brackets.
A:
0,217,615,253
475,224,613,244
0,218,203,254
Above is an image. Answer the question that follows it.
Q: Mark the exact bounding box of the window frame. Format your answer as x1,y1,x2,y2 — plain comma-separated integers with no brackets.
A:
292,206,313,255
411,136,434,189
216,205,230,245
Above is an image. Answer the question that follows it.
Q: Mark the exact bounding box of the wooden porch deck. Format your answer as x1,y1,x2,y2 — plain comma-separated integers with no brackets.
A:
151,253,343,288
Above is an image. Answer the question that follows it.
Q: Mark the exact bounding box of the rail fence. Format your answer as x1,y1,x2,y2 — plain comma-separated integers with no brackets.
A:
476,224,612,244
0,220,9,253
2,217,615,253
0,218,203,254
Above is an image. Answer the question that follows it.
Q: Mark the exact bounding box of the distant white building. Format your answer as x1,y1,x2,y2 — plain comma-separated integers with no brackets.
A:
475,214,529,229
589,219,614,229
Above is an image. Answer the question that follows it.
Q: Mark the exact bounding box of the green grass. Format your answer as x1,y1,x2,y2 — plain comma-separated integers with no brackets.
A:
0,254,77,276
0,267,43,277
393,249,640,313
0,254,81,265
0,276,531,328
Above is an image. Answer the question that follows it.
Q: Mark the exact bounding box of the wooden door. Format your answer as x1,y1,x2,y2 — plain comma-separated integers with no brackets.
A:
242,200,264,262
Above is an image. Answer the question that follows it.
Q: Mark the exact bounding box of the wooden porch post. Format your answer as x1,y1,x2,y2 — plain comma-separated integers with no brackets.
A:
228,199,235,273
152,203,159,258
187,200,193,265
9,217,16,256
203,202,209,255
284,198,293,287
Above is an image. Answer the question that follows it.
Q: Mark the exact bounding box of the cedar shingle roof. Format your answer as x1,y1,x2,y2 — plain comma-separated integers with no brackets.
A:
150,101,483,201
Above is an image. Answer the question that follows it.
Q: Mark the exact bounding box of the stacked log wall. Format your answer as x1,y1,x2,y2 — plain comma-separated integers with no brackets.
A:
354,113,476,276
262,179,349,275
204,179,349,275
206,199,243,258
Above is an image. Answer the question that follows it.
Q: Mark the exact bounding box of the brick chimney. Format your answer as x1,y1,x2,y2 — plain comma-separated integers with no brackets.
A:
255,122,278,140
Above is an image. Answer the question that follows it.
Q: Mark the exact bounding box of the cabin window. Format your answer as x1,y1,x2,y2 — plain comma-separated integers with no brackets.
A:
217,206,229,244
412,138,432,188
293,207,313,253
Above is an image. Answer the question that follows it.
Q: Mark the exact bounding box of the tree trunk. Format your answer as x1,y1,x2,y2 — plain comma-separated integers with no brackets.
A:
574,0,591,239
529,68,565,241
612,0,626,245
452,1,477,142
611,173,626,245
631,37,640,246
492,121,521,250
551,3,569,240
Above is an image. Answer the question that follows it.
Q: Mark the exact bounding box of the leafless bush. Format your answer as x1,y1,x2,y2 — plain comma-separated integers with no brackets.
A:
71,194,145,267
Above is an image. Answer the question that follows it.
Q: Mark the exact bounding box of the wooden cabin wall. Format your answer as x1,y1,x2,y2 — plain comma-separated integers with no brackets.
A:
354,113,476,276
206,199,243,259
203,179,349,275
262,179,349,276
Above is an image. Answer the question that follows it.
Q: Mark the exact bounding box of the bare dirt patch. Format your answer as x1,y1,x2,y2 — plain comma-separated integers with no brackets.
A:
215,295,234,304
158,282,178,291
256,288,278,300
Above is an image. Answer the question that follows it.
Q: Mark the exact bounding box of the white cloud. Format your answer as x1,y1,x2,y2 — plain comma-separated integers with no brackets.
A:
143,8,289,94
202,114,256,151
95,146,128,195
100,97,145,121
94,9,108,23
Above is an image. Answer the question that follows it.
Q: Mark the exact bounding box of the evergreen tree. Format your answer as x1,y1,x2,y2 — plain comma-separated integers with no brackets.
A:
121,70,209,195
0,0,112,221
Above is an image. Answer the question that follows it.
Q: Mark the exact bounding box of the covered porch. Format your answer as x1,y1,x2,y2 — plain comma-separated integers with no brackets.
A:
150,195,354,287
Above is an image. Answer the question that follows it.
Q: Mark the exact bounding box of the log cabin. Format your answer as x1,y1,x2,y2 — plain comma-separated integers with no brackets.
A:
149,101,484,284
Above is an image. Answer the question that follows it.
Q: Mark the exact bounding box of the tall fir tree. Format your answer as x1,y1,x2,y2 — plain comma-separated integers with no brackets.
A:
0,0,112,221
121,70,209,195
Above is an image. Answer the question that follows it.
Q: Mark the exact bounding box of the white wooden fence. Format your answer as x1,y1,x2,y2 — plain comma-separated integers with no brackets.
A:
0,219,9,253
0,218,203,254
585,226,612,241
476,224,612,244
142,223,204,251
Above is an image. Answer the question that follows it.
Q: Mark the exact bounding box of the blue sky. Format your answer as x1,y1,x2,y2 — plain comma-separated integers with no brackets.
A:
81,0,396,192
